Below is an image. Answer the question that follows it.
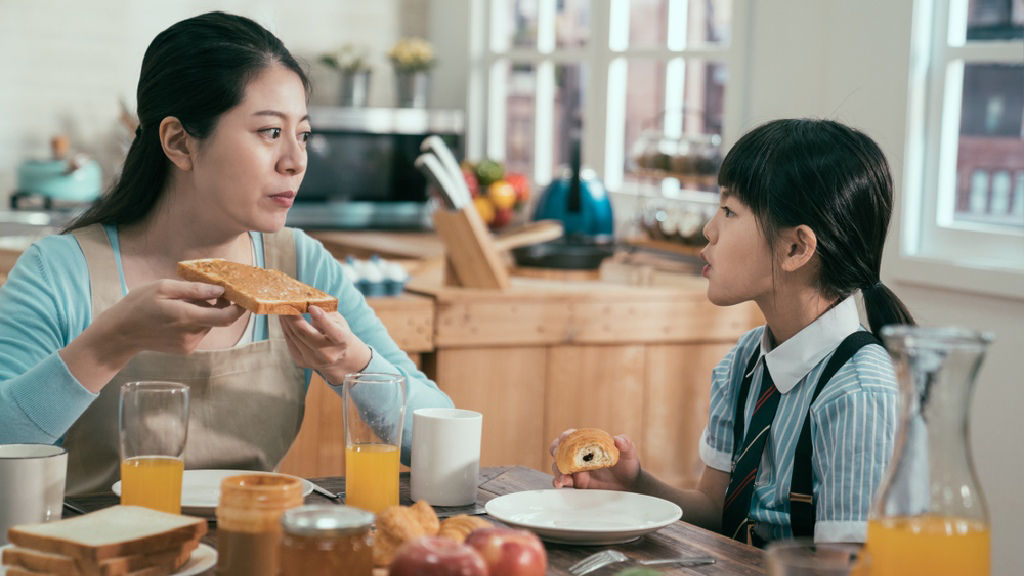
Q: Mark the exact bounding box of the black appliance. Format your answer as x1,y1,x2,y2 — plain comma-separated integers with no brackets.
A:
287,107,463,229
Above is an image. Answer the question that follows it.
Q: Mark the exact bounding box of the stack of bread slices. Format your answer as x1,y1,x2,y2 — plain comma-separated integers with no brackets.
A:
2,506,207,576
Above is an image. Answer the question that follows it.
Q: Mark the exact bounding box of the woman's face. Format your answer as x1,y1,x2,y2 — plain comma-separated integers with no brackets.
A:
189,63,310,234
699,191,775,307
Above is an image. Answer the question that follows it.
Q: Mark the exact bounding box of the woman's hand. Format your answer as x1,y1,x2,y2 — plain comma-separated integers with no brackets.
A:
549,428,642,491
62,280,246,392
279,305,372,384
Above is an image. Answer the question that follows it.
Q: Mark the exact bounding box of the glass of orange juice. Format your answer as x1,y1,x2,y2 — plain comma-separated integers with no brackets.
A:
118,381,189,514
342,373,405,514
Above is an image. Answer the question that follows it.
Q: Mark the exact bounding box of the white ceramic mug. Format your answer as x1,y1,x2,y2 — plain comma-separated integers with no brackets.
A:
410,408,482,507
0,444,68,545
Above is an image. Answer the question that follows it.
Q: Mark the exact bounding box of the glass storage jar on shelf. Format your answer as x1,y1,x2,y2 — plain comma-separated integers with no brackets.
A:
866,326,992,576
629,130,723,193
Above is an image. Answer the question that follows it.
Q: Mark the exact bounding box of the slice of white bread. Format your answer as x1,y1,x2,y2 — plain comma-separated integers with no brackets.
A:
2,539,197,576
5,506,207,564
177,258,338,315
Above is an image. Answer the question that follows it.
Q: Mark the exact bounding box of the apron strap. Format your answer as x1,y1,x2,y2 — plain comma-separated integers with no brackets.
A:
70,224,123,317
789,331,882,538
260,228,296,339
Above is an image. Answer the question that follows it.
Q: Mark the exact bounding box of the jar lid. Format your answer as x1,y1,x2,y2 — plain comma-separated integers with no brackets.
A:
281,505,374,536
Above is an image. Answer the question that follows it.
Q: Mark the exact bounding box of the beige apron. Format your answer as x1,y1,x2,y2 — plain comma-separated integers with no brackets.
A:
64,224,306,495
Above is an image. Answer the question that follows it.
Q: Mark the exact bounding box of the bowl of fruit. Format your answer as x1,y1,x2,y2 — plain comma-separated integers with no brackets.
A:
461,160,531,230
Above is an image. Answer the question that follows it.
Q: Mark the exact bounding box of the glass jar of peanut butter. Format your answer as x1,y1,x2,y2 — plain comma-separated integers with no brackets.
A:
279,504,374,576
216,474,304,576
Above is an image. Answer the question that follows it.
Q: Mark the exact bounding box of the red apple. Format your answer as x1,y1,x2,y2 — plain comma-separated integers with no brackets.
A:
464,527,547,576
389,536,488,576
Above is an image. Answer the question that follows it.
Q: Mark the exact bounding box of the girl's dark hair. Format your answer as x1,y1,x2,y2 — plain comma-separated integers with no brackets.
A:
66,11,309,232
717,118,915,337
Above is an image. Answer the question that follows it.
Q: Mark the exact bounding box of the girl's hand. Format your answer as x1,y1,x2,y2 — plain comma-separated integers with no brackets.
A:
279,305,372,384
549,429,641,491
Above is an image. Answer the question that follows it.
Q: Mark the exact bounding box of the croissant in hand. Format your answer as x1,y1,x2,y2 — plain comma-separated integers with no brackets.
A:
555,428,619,474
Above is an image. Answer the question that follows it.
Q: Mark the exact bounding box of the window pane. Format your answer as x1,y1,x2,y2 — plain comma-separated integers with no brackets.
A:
505,0,539,49
966,0,1024,40
955,63,1024,228
629,0,668,48
624,59,726,192
630,0,731,48
505,64,536,175
556,0,591,48
551,64,587,176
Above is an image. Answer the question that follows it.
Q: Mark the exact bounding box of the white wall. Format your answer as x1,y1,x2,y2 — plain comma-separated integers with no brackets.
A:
0,0,430,204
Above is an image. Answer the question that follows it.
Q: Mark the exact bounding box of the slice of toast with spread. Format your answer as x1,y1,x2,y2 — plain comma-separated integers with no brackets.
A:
177,258,338,315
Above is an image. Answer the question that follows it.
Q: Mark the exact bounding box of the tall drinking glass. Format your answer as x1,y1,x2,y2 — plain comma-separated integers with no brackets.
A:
118,381,189,514
342,373,406,514
765,540,869,576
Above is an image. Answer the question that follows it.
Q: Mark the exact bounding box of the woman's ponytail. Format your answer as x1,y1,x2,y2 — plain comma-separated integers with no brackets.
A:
862,281,916,338
64,125,167,232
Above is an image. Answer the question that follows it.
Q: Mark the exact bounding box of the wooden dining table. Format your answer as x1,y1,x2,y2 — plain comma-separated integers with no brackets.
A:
64,465,765,576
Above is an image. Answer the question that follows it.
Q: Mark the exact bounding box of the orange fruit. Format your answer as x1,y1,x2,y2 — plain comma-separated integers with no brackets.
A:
473,196,496,224
487,181,517,210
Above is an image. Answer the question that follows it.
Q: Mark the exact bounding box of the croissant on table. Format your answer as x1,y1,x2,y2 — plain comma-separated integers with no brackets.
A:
438,514,491,543
372,500,439,567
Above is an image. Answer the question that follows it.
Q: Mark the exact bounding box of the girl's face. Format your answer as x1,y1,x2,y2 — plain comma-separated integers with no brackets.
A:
189,63,311,234
700,191,775,307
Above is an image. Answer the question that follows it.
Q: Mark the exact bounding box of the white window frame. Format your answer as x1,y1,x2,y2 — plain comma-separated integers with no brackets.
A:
466,0,749,193
898,0,1024,300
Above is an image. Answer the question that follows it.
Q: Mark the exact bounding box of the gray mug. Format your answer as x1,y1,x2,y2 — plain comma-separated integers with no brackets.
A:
0,444,68,545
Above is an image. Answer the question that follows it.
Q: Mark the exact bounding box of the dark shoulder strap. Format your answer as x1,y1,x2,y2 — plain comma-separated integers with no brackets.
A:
731,344,763,458
789,331,882,537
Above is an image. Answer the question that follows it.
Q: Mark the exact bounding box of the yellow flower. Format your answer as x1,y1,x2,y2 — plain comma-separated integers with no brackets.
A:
389,37,435,73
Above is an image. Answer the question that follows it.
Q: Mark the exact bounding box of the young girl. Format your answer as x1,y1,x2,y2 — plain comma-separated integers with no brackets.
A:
0,12,452,495
551,119,914,545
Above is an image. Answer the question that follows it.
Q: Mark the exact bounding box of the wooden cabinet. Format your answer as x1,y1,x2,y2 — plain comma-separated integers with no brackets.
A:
416,275,762,488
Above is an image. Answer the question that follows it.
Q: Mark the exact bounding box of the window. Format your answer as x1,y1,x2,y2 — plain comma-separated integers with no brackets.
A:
467,0,743,196
902,0,1024,297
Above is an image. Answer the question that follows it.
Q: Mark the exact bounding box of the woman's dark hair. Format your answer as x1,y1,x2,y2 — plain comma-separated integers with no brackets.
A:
717,118,915,336
66,11,309,232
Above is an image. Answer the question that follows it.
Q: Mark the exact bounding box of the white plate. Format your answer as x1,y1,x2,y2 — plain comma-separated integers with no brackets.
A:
112,469,314,515
484,489,682,545
0,543,215,576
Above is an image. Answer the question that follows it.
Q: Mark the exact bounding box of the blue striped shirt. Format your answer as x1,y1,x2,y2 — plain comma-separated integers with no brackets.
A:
699,297,898,543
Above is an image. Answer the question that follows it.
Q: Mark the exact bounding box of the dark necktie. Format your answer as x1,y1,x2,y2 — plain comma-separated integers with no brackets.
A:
721,363,781,542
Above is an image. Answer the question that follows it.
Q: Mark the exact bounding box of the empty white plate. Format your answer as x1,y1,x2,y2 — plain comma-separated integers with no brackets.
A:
484,489,682,545
112,469,314,515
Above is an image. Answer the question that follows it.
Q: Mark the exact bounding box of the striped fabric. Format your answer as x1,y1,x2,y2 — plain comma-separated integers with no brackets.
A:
699,297,899,543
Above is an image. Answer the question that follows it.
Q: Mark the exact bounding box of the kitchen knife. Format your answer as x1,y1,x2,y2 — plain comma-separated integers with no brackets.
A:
414,153,461,210
420,135,472,207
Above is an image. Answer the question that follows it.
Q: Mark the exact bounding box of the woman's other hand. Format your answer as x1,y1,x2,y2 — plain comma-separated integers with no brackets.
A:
279,305,372,384
549,428,641,491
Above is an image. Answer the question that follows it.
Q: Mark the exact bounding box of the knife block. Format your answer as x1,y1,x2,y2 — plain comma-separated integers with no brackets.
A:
432,206,510,290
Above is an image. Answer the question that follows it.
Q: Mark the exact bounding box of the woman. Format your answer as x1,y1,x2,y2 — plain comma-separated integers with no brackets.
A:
550,119,915,545
0,11,452,494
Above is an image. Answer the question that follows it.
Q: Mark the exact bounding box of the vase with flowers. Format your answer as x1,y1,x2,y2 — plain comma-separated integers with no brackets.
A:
388,37,435,108
319,44,373,107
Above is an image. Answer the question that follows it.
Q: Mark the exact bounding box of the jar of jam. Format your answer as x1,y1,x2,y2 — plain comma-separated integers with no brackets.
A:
216,474,304,576
279,505,374,576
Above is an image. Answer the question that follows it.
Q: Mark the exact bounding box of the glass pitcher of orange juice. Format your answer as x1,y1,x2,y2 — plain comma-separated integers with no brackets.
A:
866,327,991,576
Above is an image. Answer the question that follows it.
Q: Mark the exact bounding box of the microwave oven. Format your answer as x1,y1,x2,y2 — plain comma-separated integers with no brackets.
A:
286,106,464,229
